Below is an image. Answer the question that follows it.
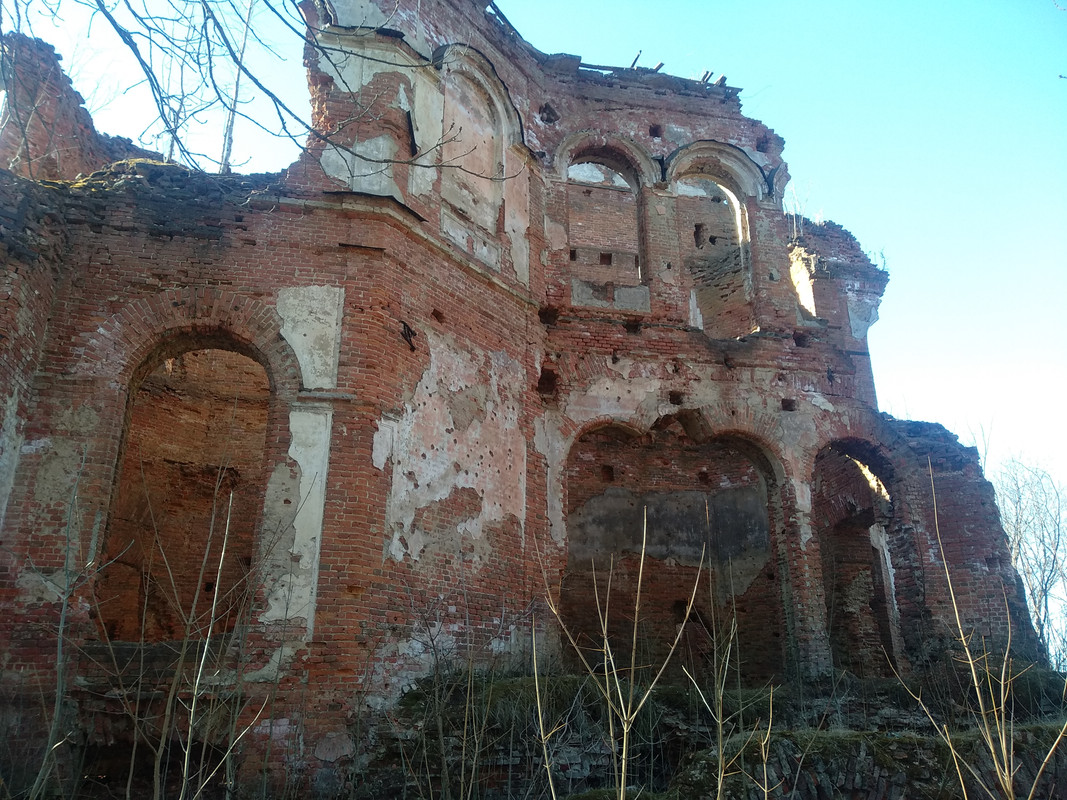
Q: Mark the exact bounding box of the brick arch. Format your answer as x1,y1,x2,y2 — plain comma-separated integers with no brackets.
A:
690,405,793,485
75,288,302,395
555,132,659,188
666,139,780,205
433,44,524,148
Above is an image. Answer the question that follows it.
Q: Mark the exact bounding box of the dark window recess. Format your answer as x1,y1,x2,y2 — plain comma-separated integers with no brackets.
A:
694,223,707,249
793,332,809,348
599,252,613,266
781,398,797,411
569,248,578,261
537,367,558,396
601,465,615,482
649,123,663,138
669,391,684,406
538,102,560,124
538,307,559,326
431,308,445,323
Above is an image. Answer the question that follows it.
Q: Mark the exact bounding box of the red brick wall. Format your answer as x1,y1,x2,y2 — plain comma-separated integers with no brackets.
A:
567,181,642,285
0,33,160,180
562,423,785,684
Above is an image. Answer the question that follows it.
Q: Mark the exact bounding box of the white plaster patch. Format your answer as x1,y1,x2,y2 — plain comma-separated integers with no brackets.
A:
546,218,567,251
253,715,294,741
278,285,344,390
259,406,332,639
372,417,397,470
845,285,881,340
533,414,567,546
321,138,401,200
503,147,531,285
688,289,705,330
563,375,662,426
16,568,64,604
328,1,432,55
0,389,22,530
380,331,527,565
808,393,836,413
19,437,50,454
409,69,444,196
315,36,406,93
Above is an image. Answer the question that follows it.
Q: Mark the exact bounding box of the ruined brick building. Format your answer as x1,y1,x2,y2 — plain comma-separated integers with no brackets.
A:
0,0,1038,793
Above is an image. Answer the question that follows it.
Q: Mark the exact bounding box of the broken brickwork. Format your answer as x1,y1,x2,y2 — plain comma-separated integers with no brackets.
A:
0,0,1037,794
0,33,159,180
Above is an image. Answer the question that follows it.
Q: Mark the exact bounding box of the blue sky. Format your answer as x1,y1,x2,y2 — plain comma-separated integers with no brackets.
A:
18,0,1067,480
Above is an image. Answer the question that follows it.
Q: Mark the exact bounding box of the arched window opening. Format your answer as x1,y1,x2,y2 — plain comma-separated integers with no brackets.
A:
566,158,646,311
671,175,753,338
560,419,784,686
812,444,899,676
97,348,270,643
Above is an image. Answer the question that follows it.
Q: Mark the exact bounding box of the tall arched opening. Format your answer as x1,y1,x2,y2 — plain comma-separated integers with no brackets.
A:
96,347,270,643
669,174,753,338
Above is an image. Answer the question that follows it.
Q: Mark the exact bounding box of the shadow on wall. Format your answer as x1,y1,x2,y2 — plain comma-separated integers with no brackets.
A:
560,417,785,686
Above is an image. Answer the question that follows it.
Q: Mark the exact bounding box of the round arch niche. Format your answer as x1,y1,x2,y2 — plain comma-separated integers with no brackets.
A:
560,417,785,685
96,347,270,642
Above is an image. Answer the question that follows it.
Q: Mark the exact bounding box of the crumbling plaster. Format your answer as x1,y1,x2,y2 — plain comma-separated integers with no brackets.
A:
374,329,527,567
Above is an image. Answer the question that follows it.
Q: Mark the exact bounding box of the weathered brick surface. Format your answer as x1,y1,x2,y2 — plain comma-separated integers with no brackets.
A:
0,1,1036,794
0,33,160,180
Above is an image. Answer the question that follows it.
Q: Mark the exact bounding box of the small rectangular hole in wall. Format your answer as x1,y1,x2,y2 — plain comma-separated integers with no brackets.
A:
698,469,710,484
538,306,559,325
623,319,642,334
599,252,613,266
570,248,577,261
781,398,797,411
649,123,663,138
793,332,809,348
669,390,684,406
601,465,615,482
694,223,707,248
431,308,445,323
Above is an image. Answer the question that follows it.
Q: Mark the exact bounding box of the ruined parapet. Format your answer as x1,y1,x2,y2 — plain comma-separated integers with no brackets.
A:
883,417,1040,662
789,218,889,405
0,33,159,180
